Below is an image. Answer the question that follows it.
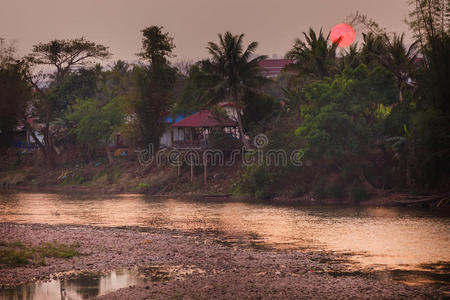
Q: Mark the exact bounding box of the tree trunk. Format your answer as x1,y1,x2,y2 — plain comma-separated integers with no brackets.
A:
23,119,45,153
399,90,403,103
22,118,56,168
406,142,414,188
233,90,250,149
105,145,114,165
42,124,56,169
236,109,250,149
87,148,94,165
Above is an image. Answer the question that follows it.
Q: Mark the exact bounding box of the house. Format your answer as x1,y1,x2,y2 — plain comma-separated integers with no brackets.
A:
258,58,294,78
218,102,240,121
171,110,238,149
160,114,186,148
12,118,44,150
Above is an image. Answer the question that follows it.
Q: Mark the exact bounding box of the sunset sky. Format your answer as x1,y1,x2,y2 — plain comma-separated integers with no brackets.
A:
1,0,412,63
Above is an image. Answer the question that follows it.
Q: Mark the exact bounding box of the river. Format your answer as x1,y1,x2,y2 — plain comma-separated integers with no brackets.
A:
0,192,449,287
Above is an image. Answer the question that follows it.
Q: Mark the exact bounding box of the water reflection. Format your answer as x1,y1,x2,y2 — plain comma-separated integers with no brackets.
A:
0,192,449,273
0,269,143,300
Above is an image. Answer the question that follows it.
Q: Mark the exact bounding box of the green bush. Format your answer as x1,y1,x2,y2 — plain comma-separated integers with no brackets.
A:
254,187,274,201
136,182,150,193
292,185,304,197
236,166,275,200
410,109,450,187
0,241,31,267
34,241,80,258
349,181,368,202
0,241,80,268
326,182,345,199
312,179,327,199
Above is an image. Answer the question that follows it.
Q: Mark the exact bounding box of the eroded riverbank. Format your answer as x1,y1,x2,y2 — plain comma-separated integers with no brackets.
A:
0,222,447,299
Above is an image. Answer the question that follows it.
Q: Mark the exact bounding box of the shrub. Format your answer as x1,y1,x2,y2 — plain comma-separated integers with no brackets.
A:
292,185,304,197
326,182,345,199
312,179,327,199
236,166,275,200
349,181,368,202
34,241,80,258
254,187,274,201
0,241,31,267
136,182,150,193
0,241,80,268
207,129,241,151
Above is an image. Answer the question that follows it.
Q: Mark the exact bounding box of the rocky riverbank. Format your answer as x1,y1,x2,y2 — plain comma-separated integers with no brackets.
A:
0,222,446,299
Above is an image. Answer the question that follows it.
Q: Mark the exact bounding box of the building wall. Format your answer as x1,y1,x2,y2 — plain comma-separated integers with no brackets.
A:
160,128,184,148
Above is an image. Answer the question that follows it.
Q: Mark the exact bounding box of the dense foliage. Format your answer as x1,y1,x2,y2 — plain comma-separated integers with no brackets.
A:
0,61,31,146
67,97,124,164
1,1,448,199
132,26,177,149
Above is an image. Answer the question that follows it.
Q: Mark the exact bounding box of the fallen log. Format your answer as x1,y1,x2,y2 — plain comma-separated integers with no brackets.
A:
393,193,449,206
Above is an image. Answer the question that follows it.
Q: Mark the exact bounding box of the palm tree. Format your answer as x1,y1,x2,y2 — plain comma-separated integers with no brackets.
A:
376,33,419,103
199,31,267,148
341,43,361,69
360,32,383,67
285,28,339,81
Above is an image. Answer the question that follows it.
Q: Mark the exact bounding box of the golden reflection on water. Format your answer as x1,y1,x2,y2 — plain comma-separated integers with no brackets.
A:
0,193,449,272
0,268,142,300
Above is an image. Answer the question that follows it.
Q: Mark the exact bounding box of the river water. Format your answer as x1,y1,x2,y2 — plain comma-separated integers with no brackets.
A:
0,192,449,294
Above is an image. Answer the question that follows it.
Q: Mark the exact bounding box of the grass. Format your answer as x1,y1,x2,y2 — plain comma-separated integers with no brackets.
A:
0,170,27,188
0,241,81,268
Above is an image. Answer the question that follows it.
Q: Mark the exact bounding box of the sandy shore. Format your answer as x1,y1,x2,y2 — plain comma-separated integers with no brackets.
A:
0,222,446,299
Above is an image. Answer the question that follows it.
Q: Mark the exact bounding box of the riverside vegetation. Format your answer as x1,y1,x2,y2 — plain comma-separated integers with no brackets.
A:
0,240,80,268
0,2,449,204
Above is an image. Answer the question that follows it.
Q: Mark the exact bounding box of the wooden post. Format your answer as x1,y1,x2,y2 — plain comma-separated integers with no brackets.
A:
178,163,181,177
190,162,194,183
203,157,207,185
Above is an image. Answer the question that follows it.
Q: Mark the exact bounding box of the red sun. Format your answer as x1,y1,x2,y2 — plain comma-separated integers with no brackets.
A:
330,24,355,47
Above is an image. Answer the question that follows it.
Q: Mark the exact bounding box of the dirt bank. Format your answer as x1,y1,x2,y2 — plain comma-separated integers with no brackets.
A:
2,148,446,207
0,222,446,299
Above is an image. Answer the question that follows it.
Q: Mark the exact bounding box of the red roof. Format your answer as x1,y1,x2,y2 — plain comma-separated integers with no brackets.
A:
172,110,237,128
259,59,294,77
218,101,235,108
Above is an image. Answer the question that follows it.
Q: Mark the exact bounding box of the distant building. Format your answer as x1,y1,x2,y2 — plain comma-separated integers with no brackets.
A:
259,59,294,78
171,110,238,149
12,118,44,150
218,102,239,121
160,114,186,148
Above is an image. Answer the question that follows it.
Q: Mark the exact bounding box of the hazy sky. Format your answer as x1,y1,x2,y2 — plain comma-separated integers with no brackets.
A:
1,0,412,64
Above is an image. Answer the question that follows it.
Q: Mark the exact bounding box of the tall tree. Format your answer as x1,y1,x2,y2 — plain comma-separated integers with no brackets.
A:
67,97,124,165
360,32,384,67
24,37,110,167
377,33,419,103
296,65,398,194
408,0,450,112
133,26,177,149
0,39,30,145
407,0,450,46
138,26,174,64
405,0,450,188
340,43,361,70
0,60,31,146
286,28,339,81
0,38,17,67
194,31,267,148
